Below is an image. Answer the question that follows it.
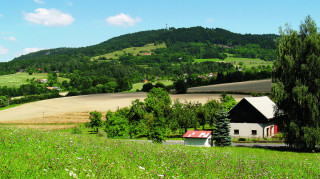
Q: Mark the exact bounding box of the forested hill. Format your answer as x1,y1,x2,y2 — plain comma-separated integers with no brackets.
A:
0,26,278,74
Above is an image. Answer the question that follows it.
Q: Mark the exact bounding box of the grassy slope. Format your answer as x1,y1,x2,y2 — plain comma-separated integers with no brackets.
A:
0,73,70,88
194,57,273,68
91,43,166,60
0,126,319,178
129,80,174,92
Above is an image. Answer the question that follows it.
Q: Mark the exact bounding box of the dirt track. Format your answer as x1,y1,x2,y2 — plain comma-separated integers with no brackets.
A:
0,92,249,124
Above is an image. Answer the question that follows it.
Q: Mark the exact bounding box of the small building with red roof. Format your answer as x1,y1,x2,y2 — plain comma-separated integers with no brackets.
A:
183,130,213,147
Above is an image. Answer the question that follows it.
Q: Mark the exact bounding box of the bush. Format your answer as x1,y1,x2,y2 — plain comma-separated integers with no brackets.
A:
142,83,153,92
66,91,80,96
238,138,246,141
71,127,83,134
97,130,107,137
174,79,188,94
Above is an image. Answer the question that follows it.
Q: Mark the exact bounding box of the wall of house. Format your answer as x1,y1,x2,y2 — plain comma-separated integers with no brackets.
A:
264,122,277,138
185,136,212,147
230,123,264,138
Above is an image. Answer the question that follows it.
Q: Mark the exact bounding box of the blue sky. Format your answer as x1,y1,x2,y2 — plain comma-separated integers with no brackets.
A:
0,0,319,62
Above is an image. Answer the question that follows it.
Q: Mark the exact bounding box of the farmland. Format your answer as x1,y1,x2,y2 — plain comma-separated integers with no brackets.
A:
1,126,319,178
0,92,249,124
0,73,69,88
188,79,271,93
0,79,272,124
91,43,166,60
194,57,273,68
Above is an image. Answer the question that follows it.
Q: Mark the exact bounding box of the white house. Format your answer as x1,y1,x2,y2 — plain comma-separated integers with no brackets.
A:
228,96,279,139
183,130,213,147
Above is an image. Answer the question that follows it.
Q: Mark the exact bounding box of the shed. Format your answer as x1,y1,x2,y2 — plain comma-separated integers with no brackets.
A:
228,96,279,139
183,130,213,147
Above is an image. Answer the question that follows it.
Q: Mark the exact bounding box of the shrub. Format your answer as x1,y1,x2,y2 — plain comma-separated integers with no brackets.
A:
66,91,80,96
174,79,188,94
71,127,83,134
238,138,246,141
142,83,153,92
97,130,107,137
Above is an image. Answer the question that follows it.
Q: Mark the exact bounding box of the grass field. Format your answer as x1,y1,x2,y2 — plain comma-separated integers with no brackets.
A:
0,73,70,88
1,126,319,178
129,80,174,92
91,43,166,60
194,57,273,68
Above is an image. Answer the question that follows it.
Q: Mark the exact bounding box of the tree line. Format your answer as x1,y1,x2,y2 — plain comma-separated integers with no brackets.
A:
87,88,236,143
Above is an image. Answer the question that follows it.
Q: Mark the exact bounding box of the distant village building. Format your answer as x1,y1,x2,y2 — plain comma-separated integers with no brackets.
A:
46,87,60,91
141,79,148,83
183,130,213,147
228,96,279,139
40,79,47,83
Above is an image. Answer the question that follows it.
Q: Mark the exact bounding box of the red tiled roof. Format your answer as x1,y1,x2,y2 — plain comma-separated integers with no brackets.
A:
183,131,212,138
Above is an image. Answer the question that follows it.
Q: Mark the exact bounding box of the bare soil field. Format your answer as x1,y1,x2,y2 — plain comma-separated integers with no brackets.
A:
0,92,249,124
188,79,271,93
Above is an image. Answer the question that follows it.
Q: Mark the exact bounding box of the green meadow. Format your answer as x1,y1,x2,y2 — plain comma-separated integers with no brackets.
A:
91,43,167,60
1,126,319,178
194,57,273,68
129,80,174,92
0,73,69,88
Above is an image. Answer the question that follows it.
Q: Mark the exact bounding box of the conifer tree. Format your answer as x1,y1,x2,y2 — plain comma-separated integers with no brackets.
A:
214,107,232,147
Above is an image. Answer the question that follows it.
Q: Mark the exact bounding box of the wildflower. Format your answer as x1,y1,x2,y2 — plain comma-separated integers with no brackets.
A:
73,173,77,178
138,166,145,170
89,170,92,172
73,168,77,171
43,169,47,172
65,169,69,171
69,171,73,176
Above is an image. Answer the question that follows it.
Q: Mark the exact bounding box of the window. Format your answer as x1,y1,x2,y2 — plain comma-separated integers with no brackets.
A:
234,129,239,135
251,130,257,135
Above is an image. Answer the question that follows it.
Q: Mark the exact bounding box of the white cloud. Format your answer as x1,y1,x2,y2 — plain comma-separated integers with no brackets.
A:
0,36,17,41
22,47,44,55
24,8,74,26
34,0,45,4
0,45,9,55
67,2,73,6
206,18,214,23
106,13,141,27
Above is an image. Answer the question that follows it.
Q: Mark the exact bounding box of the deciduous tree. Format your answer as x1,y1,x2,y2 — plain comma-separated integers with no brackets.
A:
273,16,320,150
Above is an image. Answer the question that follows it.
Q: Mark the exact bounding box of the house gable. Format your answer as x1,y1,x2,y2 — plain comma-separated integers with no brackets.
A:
229,99,269,123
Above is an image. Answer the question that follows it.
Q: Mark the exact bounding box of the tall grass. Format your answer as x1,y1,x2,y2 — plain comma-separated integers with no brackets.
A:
0,126,319,178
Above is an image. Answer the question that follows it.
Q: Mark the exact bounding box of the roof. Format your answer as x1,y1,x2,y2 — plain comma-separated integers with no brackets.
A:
243,96,276,119
183,131,212,138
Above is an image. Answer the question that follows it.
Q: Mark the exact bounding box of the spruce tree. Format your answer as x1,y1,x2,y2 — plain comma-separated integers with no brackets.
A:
214,107,232,147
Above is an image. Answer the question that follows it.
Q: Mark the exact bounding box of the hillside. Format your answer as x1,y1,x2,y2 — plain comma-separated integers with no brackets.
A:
0,27,278,75
0,72,69,88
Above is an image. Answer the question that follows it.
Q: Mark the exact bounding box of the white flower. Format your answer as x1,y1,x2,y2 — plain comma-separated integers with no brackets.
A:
138,166,145,170
73,173,77,178
69,171,73,176
43,169,47,172
65,169,69,171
